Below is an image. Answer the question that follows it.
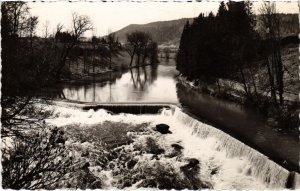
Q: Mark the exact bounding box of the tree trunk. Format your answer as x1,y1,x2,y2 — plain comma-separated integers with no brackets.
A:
265,58,278,107
54,42,75,81
216,79,221,94
137,53,141,67
83,51,86,74
275,45,284,104
109,53,112,70
239,67,251,100
247,62,259,101
129,54,134,67
92,48,95,73
142,54,147,64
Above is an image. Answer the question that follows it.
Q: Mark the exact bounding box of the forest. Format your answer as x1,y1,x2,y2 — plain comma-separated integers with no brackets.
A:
176,1,299,129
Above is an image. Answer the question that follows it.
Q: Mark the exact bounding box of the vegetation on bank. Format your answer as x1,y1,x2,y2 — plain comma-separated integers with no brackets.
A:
1,2,160,189
176,1,299,129
1,2,159,97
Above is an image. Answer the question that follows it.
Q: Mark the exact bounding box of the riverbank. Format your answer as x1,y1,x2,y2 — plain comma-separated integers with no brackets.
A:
176,83,299,173
176,44,299,131
177,75,299,131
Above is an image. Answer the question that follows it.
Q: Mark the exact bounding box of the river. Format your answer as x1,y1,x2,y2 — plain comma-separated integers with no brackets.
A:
54,61,299,172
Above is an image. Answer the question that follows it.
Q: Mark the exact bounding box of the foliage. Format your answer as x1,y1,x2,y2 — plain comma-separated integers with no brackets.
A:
177,1,258,84
1,4,94,187
1,97,53,138
1,2,93,94
176,1,289,106
176,1,297,129
2,127,74,189
1,2,42,95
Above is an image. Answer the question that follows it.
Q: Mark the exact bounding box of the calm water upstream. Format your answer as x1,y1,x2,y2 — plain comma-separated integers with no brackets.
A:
56,61,299,172
61,64,179,103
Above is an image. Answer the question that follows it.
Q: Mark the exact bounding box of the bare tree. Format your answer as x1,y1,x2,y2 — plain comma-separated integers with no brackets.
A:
53,12,93,80
42,20,50,39
259,2,284,106
126,31,152,67
105,33,122,69
71,12,93,39
125,35,136,67
56,23,63,34
1,2,30,37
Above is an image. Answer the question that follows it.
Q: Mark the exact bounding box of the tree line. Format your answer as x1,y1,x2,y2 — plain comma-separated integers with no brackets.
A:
2,2,93,95
176,1,292,108
1,2,159,97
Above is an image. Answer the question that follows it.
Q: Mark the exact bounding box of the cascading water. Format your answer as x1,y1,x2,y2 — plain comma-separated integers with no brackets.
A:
48,102,299,189
163,107,299,189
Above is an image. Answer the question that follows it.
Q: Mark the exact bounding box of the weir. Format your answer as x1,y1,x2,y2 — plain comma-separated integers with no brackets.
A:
52,101,300,189
82,103,172,114
171,107,299,189
52,100,173,114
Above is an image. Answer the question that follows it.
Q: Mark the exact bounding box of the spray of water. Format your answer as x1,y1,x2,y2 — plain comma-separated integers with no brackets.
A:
45,103,298,189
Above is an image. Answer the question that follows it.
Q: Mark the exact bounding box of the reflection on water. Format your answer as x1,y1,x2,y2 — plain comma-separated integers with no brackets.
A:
61,64,179,103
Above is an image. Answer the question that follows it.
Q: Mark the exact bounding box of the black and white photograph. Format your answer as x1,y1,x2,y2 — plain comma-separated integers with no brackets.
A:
1,0,299,189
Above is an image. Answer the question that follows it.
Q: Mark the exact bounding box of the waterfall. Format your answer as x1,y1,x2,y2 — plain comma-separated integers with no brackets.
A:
171,107,299,189
51,101,299,188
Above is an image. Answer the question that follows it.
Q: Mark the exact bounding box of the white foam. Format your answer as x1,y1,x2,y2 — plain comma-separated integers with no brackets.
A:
44,104,288,189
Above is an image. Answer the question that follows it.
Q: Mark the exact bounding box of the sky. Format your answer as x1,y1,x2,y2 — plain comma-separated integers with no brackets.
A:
28,1,299,37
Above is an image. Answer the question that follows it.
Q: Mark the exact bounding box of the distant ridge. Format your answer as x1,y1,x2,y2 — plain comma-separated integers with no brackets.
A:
112,14,298,47
113,18,193,46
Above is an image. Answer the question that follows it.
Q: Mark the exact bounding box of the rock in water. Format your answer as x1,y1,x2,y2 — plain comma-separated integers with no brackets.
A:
155,124,172,134
187,158,200,167
171,143,184,151
180,158,200,175
82,162,90,170
127,159,137,169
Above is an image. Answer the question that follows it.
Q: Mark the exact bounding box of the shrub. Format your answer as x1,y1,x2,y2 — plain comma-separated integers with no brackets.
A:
2,127,74,189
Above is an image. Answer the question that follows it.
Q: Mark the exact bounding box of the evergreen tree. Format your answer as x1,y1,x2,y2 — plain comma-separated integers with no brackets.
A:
176,1,260,98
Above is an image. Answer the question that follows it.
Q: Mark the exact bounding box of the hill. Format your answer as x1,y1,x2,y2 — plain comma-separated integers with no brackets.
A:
112,14,298,47
113,18,193,46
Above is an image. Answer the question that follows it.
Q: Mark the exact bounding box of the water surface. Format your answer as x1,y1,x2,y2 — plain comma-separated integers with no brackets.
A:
56,61,299,172
61,64,179,103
